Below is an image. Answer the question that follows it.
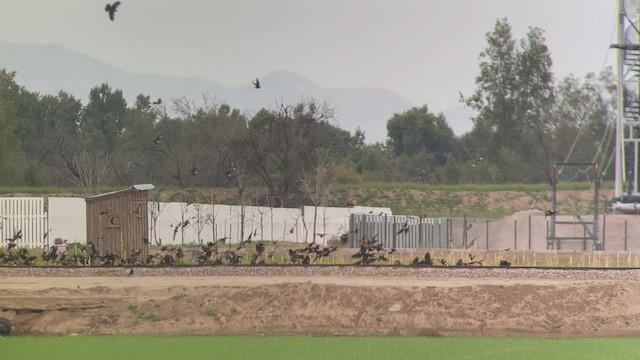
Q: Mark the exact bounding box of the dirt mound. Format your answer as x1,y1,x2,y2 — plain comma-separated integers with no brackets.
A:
2,275,640,337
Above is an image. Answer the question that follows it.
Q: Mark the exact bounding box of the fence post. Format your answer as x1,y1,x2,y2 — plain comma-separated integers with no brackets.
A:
625,220,628,251
462,216,467,249
602,212,606,251
514,219,517,250
485,219,489,250
438,218,442,249
528,215,532,250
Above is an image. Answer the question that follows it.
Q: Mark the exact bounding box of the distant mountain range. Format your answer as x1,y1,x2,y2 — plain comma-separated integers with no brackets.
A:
2,42,442,143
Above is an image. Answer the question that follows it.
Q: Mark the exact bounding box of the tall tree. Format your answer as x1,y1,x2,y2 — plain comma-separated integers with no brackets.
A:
0,69,40,184
0,99,22,184
79,83,128,154
386,106,456,163
465,18,555,182
245,99,350,205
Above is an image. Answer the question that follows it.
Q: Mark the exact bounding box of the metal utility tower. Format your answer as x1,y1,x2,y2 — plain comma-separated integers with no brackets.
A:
611,0,640,212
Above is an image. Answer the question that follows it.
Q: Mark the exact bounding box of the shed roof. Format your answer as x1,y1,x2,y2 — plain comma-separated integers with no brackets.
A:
86,184,155,201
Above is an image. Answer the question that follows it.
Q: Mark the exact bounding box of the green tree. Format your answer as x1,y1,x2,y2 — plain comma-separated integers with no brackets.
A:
245,99,351,205
386,106,456,164
465,18,555,182
0,99,23,184
80,83,128,154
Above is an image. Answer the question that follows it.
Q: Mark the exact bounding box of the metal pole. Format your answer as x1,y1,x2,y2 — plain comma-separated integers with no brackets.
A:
485,219,489,250
438,218,442,249
615,0,626,198
462,215,467,249
514,219,517,250
550,165,558,249
528,215,532,250
594,165,601,249
602,212,607,250
625,220,628,251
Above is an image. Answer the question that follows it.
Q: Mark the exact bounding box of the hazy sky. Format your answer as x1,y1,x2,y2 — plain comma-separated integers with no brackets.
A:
0,0,617,115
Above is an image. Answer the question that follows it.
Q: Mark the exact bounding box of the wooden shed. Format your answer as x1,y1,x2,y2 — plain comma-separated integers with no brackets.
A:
85,184,154,262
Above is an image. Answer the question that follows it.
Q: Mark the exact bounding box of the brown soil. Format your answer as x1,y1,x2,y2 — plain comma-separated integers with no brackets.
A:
3,270,640,338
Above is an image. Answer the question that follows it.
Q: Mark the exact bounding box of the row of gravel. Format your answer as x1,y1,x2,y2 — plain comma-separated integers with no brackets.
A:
2,265,640,281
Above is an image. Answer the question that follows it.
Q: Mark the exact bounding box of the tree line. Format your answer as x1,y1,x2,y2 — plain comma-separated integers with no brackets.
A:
0,18,616,206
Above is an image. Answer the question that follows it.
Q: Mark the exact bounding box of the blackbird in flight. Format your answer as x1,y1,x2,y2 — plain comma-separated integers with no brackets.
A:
252,78,261,89
105,1,121,21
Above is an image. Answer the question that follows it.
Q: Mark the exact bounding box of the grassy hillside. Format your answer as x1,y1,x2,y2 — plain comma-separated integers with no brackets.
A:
0,182,613,219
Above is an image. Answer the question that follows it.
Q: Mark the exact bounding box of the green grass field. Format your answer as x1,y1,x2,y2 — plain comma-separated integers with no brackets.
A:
3,336,640,360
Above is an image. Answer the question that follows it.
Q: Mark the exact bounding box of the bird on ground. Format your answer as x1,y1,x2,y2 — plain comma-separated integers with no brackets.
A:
127,268,134,276
255,242,266,256
216,237,228,244
152,98,162,105
499,259,511,267
252,78,261,89
105,1,121,21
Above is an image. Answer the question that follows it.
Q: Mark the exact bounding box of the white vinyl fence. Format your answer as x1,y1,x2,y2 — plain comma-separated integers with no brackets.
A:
0,197,391,248
149,203,391,246
0,197,48,248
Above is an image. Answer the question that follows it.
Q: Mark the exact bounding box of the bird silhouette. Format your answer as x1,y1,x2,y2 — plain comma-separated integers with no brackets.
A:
127,268,134,276
105,1,121,21
255,242,266,255
396,221,409,235
152,98,162,105
252,78,261,89
7,230,22,242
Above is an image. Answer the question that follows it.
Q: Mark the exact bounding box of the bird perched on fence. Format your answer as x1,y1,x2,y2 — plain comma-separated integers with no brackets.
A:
105,1,121,21
396,221,409,235
544,209,556,218
8,229,22,242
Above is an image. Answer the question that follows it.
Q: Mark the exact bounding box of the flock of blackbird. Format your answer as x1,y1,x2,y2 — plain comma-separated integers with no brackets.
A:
0,225,512,267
